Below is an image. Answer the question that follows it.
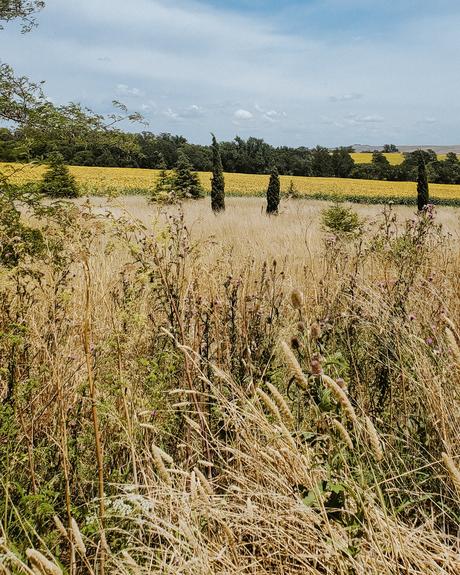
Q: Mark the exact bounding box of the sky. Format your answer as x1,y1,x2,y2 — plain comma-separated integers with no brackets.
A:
1,0,460,147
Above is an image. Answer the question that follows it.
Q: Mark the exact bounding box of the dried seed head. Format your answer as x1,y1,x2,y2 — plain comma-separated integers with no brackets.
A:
194,467,214,496
365,416,384,462
336,378,348,392
297,321,307,333
442,452,460,495
70,518,87,556
53,515,68,540
152,444,172,486
321,374,358,426
256,388,283,424
331,419,353,450
280,340,310,391
290,336,301,350
310,353,323,376
445,327,460,365
290,289,304,310
26,549,62,575
266,382,295,427
310,322,322,341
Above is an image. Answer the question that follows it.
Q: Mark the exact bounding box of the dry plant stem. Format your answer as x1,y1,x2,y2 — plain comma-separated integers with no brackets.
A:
153,252,212,467
82,259,106,575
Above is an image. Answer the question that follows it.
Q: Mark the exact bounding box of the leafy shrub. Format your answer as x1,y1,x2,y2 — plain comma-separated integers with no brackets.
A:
321,203,362,234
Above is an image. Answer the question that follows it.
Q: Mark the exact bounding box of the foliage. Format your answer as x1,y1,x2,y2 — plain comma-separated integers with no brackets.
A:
417,153,429,211
266,165,280,214
172,149,204,200
39,152,79,198
321,203,361,235
210,133,225,212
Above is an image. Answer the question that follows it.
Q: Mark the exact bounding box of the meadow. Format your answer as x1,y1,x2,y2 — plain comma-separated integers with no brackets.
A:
4,160,460,204
1,194,460,574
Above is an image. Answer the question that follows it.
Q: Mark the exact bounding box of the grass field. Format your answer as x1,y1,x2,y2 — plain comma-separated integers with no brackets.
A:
2,194,460,574
4,161,460,204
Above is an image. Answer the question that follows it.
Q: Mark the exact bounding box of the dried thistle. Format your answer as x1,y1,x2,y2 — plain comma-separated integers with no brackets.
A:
280,340,309,391
290,288,304,310
266,382,295,427
310,322,322,341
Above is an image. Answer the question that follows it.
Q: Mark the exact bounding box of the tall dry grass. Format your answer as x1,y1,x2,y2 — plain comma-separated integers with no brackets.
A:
0,197,459,574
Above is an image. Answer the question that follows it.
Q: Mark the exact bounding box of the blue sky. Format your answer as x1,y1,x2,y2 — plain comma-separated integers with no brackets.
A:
1,0,460,146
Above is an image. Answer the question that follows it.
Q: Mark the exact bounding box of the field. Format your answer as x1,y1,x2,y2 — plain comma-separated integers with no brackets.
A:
1,195,460,574
350,152,448,164
4,161,460,204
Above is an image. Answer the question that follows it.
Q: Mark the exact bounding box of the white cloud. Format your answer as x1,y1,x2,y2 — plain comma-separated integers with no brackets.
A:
234,109,253,120
116,83,144,97
2,0,460,145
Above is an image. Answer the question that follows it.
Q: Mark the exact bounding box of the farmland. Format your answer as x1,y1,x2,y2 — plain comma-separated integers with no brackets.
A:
4,161,460,204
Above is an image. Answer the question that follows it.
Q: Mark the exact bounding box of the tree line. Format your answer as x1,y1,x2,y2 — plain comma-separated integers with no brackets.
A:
2,127,460,185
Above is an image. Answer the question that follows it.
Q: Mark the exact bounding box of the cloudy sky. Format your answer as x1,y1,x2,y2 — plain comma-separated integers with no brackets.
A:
2,0,460,146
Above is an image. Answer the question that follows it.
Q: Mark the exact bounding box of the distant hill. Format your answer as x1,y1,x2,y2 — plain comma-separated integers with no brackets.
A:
353,144,460,154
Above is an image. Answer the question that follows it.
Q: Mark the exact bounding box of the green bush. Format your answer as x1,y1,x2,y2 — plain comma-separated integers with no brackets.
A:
321,203,362,235
39,152,79,198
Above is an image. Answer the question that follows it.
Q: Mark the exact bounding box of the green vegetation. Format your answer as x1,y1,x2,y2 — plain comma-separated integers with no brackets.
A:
39,152,79,198
266,165,280,214
211,133,225,212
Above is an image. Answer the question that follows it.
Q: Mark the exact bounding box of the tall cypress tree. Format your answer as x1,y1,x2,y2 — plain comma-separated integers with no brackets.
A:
417,154,429,211
211,133,225,212
266,166,280,215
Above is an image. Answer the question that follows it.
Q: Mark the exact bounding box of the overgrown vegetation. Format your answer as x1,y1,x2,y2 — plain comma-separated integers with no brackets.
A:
0,196,459,574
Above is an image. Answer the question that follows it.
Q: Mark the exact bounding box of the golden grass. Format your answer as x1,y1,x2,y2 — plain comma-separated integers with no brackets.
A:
351,152,448,165
4,161,460,201
2,194,460,574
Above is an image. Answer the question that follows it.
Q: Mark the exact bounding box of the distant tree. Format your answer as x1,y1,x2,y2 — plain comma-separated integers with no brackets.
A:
371,151,391,179
417,154,429,211
266,166,280,215
311,146,334,177
383,144,399,153
331,147,355,178
173,149,204,199
39,152,79,198
445,152,459,164
210,133,225,212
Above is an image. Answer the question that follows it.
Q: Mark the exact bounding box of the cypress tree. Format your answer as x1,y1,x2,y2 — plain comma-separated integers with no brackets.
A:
266,166,280,215
211,133,225,212
39,152,79,198
174,149,204,199
417,154,429,211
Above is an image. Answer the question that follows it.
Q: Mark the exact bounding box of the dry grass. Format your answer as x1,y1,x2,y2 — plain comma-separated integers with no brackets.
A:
1,196,460,574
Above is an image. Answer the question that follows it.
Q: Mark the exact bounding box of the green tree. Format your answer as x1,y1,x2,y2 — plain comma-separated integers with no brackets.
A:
173,149,204,199
331,147,355,178
266,166,280,215
211,133,225,212
417,154,429,211
0,0,44,31
39,152,79,198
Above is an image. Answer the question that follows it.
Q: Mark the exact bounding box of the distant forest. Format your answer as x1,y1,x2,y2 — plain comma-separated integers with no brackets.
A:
2,127,460,185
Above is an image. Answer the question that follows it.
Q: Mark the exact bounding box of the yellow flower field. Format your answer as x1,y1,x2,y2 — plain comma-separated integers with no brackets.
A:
2,161,460,202
350,152,448,165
